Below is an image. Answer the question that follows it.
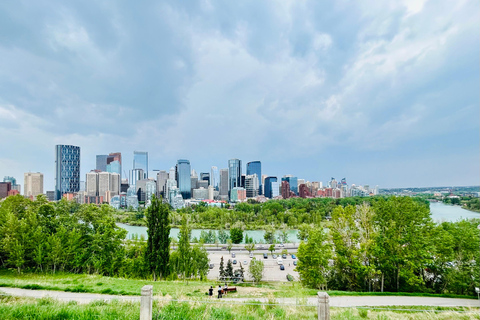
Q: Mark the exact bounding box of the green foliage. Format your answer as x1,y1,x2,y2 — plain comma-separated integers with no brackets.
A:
145,195,170,280
230,222,245,244
249,258,264,283
177,215,191,281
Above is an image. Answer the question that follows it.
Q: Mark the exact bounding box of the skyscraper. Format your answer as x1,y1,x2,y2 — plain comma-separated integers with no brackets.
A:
176,159,192,199
96,155,108,172
24,172,44,198
156,170,169,198
246,161,262,195
55,145,81,200
107,152,122,177
245,174,259,198
264,176,278,199
133,151,148,181
219,169,228,196
210,166,219,190
228,159,241,196
282,175,298,195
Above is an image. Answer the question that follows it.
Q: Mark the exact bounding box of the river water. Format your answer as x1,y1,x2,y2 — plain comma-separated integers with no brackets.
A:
118,201,479,242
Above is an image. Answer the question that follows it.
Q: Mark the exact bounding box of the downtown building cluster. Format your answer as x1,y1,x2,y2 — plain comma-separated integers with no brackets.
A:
0,144,379,208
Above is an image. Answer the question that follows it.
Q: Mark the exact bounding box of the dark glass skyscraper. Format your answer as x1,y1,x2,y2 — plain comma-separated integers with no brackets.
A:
176,159,192,199
228,159,242,195
55,145,80,200
282,176,298,195
133,151,148,181
264,176,277,198
246,161,262,195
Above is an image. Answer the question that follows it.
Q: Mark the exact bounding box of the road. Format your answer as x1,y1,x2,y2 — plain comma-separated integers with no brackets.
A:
1,287,479,307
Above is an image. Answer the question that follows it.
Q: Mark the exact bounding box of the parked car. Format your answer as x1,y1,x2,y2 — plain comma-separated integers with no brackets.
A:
279,243,285,247
232,252,236,258
263,253,268,259
293,260,297,266
257,245,264,249
277,258,283,265
209,263,214,269
282,254,287,259
291,254,296,259
243,260,248,265
280,265,285,270
272,254,277,259
249,253,253,258
233,260,237,265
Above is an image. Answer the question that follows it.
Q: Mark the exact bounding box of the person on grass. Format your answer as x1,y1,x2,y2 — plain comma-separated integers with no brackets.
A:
218,285,222,298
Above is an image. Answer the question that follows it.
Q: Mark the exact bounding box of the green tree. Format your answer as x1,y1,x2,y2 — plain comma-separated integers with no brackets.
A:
279,224,289,243
145,196,171,280
226,239,233,253
297,223,313,241
295,228,332,290
245,243,255,254
219,256,225,280
269,244,275,256
178,214,191,281
249,258,264,284
218,229,229,244
263,225,275,243
226,259,234,280
230,222,244,244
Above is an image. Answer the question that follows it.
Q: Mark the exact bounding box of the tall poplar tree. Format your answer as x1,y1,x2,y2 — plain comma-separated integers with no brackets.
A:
145,195,171,280
178,214,191,281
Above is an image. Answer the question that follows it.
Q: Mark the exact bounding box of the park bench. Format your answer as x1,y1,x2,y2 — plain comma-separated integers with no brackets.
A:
223,287,237,293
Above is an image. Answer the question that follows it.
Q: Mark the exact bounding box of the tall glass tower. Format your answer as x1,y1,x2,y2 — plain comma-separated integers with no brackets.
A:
246,161,262,195
176,159,192,199
133,151,148,181
228,159,242,195
282,175,298,195
210,166,219,190
264,176,278,198
55,145,80,200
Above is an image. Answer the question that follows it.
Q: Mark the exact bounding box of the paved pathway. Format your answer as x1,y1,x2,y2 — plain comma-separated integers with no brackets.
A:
1,287,479,307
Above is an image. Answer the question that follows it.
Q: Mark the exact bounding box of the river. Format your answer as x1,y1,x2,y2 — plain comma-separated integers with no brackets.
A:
118,201,479,242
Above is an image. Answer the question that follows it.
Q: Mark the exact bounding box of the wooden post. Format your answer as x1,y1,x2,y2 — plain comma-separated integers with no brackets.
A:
140,285,153,320
317,292,330,320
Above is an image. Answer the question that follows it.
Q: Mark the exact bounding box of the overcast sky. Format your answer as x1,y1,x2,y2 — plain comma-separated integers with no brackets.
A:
0,0,478,191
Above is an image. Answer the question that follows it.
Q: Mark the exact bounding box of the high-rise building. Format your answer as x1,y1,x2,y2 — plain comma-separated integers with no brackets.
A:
133,151,148,182
85,170,120,202
245,174,259,198
282,175,298,195
200,172,210,185
24,172,44,198
96,155,108,172
55,145,80,200
264,176,278,199
210,166,219,190
228,159,241,196
86,171,98,197
156,170,169,198
219,169,228,196
3,176,20,193
271,181,280,198
107,152,122,177
176,159,192,199
246,161,262,195
0,181,11,199
281,180,291,199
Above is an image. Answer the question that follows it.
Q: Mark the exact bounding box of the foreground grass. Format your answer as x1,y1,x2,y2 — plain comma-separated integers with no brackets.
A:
0,270,476,301
0,294,479,320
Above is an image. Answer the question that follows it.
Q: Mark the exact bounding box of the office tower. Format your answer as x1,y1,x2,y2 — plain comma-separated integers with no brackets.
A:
246,161,262,195
271,181,280,198
264,176,278,198
0,182,11,199
341,178,347,186
297,179,305,187
228,159,241,195
281,175,298,195
55,145,81,200
133,151,148,181
208,185,214,200
281,180,291,199
330,178,338,189
245,174,259,198
86,171,98,196
107,152,122,177
24,172,44,198
219,169,229,196
86,171,120,202
156,170,169,198
197,180,208,189
210,166,219,190
200,172,210,185
176,159,192,199
98,172,111,199
299,184,311,198
96,155,108,172
3,176,20,193
169,167,176,180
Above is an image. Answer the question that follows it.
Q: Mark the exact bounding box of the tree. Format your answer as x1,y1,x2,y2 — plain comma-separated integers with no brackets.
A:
145,195,171,280
230,222,244,244
264,225,275,244
226,259,234,280
219,256,225,280
245,243,255,254
226,239,233,253
279,224,289,244
178,214,191,281
297,223,313,241
218,229,229,244
249,258,264,284
269,244,275,256
295,228,332,290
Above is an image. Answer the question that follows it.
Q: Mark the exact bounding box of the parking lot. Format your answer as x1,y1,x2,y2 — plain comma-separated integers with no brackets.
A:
206,249,299,282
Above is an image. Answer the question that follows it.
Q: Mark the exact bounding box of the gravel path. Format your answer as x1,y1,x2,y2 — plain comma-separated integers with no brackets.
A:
1,287,479,307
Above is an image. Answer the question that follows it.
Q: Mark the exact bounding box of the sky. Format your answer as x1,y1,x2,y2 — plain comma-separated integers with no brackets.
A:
0,0,478,191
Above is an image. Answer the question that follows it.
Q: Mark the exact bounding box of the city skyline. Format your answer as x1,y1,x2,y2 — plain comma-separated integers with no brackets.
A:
0,1,478,190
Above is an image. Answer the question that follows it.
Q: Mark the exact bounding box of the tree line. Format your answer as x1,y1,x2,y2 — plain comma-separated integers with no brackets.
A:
0,195,209,280
295,197,480,296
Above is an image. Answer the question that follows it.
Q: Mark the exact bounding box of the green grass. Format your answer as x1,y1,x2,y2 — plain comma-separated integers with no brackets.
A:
0,294,479,320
